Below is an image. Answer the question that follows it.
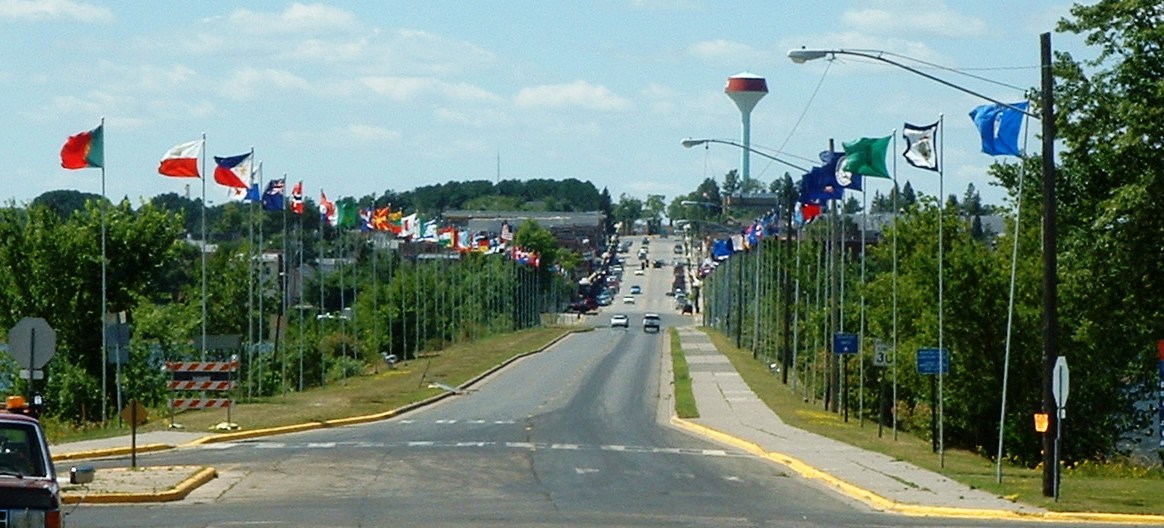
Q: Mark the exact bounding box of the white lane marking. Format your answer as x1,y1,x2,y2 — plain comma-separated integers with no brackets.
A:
217,440,750,459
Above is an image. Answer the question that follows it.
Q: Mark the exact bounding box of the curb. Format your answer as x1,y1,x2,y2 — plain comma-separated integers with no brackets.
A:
671,417,1164,525
62,467,217,504
54,443,174,462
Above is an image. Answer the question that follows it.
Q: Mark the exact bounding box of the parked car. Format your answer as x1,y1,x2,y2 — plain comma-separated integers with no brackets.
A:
570,298,599,313
643,313,661,333
610,314,629,328
0,396,95,526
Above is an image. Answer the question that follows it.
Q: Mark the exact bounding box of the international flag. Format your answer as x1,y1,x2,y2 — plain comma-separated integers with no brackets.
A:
969,101,1029,156
320,191,337,227
359,208,372,232
213,152,253,189
371,207,391,231
842,136,891,179
61,124,104,169
902,121,939,171
158,140,201,177
290,181,304,214
262,178,285,211
336,201,358,228
798,151,844,204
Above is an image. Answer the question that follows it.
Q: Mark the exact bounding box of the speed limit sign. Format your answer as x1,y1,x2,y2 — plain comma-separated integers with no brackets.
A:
873,342,890,368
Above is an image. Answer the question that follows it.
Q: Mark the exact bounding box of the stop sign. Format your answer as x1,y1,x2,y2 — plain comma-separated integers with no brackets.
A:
8,317,56,370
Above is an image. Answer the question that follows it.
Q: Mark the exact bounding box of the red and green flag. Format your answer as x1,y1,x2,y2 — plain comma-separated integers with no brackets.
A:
61,124,104,169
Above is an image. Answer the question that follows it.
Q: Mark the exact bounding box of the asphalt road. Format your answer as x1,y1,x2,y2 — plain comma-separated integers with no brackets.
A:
65,239,1075,527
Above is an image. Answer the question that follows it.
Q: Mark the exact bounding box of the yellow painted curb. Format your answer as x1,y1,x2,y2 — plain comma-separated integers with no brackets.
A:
62,467,217,504
671,417,1164,524
53,443,173,462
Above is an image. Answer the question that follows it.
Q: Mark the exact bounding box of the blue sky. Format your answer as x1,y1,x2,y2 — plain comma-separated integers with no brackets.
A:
1,0,1087,210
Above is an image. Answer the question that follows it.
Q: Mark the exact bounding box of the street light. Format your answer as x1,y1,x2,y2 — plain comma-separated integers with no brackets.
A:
679,138,805,376
787,48,1037,118
682,138,808,172
789,37,1059,497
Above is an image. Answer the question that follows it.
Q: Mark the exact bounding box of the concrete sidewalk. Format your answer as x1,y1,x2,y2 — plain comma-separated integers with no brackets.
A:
669,326,1164,524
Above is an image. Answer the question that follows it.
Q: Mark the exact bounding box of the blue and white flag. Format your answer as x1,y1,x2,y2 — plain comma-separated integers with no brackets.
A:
969,102,1028,156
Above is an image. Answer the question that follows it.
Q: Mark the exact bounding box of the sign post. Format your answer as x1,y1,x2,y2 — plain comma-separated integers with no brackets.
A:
1051,356,1069,501
8,317,56,400
1157,341,1164,454
833,333,858,422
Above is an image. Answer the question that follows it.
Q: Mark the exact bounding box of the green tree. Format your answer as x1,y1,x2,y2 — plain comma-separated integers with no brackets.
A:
612,194,643,235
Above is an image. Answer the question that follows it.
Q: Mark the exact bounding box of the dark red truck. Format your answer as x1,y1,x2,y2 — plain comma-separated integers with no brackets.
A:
1,396,94,528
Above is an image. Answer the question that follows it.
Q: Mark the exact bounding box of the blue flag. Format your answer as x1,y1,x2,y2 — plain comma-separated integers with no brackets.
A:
969,101,1028,156
799,151,845,203
262,178,285,211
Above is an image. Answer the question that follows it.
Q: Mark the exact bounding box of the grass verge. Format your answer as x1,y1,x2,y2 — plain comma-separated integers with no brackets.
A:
700,327,1164,515
669,327,698,419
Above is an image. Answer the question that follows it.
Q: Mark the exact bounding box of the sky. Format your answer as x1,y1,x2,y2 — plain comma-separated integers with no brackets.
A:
0,0,1091,211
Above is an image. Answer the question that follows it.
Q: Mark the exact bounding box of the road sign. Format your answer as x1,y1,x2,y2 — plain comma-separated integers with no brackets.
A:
833,332,858,355
8,317,56,370
1052,356,1069,418
120,400,148,427
916,348,949,375
873,342,890,367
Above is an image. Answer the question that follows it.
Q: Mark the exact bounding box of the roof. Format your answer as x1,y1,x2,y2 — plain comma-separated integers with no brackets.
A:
0,411,40,424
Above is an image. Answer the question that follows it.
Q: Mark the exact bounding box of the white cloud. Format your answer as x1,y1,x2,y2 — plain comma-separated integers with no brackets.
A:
360,76,501,103
0,0,113,22
688,39,766,65
218,68,312,100
514,81,633,112
840,1,986,39
344,124,401,142
227,2,360,36
436,107,511,128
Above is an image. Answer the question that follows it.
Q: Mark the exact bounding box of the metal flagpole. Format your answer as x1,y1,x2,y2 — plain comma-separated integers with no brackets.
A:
281,173,288,394
997,109,1033,483
937,114,946,466
892,133,899,441
200,132,207,361
98,116,108,424
257,161,265,396
298,189,305,391
247,149,255,398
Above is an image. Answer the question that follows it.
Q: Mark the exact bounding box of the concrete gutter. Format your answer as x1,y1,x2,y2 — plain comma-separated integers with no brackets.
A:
672,417,1164,525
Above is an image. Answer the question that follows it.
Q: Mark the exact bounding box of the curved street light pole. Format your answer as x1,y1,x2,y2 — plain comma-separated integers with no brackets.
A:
682,137,805,381
789,35,1059,498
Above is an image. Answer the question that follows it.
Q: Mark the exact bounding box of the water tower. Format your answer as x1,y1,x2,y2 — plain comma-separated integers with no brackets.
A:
725,72,768,186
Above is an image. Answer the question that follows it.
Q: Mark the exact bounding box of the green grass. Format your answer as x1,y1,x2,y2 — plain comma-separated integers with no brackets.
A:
45,326,578,443
669,327,699,419
698,327,1164,516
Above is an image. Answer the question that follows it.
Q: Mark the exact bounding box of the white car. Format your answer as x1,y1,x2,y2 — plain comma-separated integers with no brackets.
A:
633,269,644,276
623,296,635,304
610,314,629,328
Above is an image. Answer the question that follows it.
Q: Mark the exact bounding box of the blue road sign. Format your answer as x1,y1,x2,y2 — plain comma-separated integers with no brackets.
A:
833,333,858,355
916,348,950,375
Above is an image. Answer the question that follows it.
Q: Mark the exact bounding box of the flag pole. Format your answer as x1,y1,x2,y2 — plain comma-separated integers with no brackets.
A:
98,116,108,425
281,172,288,394
892,132,899,441
200,132,207,361
247,148,256,398
257,161,265,396
937,113,945,467
298,186,305,391
997,105,1034,483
